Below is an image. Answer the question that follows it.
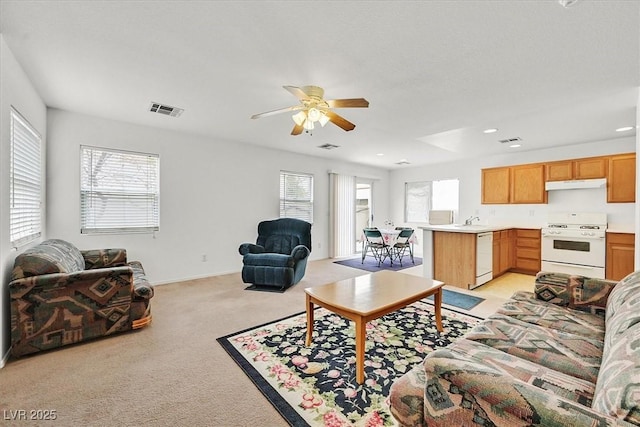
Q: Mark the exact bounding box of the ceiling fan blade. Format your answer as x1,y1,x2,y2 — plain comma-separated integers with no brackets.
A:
291,123,304,135
324,110,356,131
251,105,302,119
283,85,310,101
326,98,369,108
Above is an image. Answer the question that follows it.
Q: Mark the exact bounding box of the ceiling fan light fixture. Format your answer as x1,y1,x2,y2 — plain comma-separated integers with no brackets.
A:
318,112,330,127
307,108,322,122
303,119,315,131
292,111,306,126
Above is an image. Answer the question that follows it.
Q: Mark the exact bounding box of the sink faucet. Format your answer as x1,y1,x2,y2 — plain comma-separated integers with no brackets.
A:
465,216,479,225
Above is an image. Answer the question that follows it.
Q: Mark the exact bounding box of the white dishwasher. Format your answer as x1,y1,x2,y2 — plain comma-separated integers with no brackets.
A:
473,232,493,289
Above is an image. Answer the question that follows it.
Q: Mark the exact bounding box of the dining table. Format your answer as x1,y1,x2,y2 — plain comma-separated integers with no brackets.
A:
360,228,419,246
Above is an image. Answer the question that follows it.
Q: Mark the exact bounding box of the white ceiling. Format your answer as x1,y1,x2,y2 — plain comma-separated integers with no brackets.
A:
1,1,638,169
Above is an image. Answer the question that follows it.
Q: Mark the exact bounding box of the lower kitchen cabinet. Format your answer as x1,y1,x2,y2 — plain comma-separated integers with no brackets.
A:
492,230,513,278
433,231,476,289
512,228,541,275
606,232,635,281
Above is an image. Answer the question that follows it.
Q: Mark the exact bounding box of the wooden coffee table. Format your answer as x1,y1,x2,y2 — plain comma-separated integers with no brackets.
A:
304,270,444,384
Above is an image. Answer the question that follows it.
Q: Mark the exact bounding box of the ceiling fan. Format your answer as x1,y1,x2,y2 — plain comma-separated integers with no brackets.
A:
251,85,369,135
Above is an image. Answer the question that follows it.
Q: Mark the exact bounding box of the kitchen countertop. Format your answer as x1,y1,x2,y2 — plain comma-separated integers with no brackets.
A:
606,227,636,234
419,224,519,233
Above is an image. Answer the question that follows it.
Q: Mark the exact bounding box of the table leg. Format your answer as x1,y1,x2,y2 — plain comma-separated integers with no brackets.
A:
305,295,314,346
355,317,366,384
434,289,444,332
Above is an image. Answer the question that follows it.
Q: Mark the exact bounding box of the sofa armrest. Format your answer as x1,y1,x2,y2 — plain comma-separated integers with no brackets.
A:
239,243,265,256
291,244,310,261
82,248,127,269
535,271,617,316
128,260,154,300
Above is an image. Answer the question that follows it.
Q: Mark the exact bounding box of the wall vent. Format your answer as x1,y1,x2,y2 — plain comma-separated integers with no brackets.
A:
318,143,340,150
149,102,184,118
498,137,522,144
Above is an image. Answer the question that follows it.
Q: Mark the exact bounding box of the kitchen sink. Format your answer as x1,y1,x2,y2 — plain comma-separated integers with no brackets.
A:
453,224,487,229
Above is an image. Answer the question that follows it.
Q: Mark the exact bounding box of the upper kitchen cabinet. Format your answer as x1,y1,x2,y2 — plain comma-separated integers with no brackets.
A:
576,157,608,179
481,167,510,204
546,157,607,181
511,164,547,204
607,153,636,203
481,164,546,204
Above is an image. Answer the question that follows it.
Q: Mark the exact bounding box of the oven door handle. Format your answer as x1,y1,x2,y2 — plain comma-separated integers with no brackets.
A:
544,261,598,270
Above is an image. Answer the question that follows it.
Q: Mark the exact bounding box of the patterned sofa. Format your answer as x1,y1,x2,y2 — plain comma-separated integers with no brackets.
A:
9,239,154,357
389,270,640,426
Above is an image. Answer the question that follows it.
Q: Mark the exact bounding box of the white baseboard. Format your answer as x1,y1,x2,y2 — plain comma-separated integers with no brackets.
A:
152,269,240,286
0,346,10,368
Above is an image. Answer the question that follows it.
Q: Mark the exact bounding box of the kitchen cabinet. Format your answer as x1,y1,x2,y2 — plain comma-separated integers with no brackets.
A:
512,228,541,275
481,164,546,204
608,154,636,203
511,164,547,204
576,157,608,179
546,157,607,181
481,167,510,204
545,160,573,181
492,230,513,278
606,232,635,281
433,231,476,289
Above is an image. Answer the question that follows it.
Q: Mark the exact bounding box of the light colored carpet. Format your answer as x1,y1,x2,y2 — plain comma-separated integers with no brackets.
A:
1,259,533,426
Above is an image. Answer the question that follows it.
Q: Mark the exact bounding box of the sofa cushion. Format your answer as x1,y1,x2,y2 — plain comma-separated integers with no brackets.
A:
242,253,294,268
11,239,85,280
418,342,619,427
463,314,603,383
264,234,300,254
498,291,606,340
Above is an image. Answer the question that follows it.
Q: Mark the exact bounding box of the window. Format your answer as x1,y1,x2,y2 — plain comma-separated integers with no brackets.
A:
81,146,159,234
405,179,459,222
280,171,313,223
10,108,42,246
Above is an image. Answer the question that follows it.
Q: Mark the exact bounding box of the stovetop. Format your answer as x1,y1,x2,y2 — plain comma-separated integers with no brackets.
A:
545,212,607,230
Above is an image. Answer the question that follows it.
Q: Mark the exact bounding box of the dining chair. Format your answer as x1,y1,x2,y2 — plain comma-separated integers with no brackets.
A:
362,228,392,267
392,228,415,266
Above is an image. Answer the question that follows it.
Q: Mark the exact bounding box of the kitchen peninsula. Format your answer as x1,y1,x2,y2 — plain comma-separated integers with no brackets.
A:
420,224,542,290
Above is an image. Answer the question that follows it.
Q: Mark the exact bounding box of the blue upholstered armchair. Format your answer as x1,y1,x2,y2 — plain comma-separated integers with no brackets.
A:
238,218,312,291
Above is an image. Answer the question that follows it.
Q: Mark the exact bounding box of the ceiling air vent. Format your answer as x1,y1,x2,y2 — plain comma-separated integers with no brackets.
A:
498,137,522,144
318,143,340,150
395,160,411,165
149,102,184,118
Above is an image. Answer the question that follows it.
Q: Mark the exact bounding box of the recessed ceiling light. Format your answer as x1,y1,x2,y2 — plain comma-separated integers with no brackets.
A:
509,144,521,148
615,126,634,132
376,153,384,156
483,128,498,134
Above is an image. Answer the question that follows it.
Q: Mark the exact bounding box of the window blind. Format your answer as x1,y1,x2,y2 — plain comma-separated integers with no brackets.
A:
81,146,160,233
10,108,42,246
280,171,313,223
405,181,431,223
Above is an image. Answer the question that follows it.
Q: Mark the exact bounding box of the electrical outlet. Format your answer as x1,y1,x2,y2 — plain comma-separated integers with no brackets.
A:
201,254,207,262
529,210,535,217
317,242,321,249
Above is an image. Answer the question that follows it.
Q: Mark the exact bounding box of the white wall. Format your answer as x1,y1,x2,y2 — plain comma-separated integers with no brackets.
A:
636,89,640,269
0,35,47,364
46,109,389,285
390,137,637,234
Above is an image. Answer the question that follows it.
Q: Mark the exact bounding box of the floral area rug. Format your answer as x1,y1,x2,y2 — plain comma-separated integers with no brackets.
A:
217,300,482,426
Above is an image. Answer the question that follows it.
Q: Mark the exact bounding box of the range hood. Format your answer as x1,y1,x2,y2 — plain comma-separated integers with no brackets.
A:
545,178,606,191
